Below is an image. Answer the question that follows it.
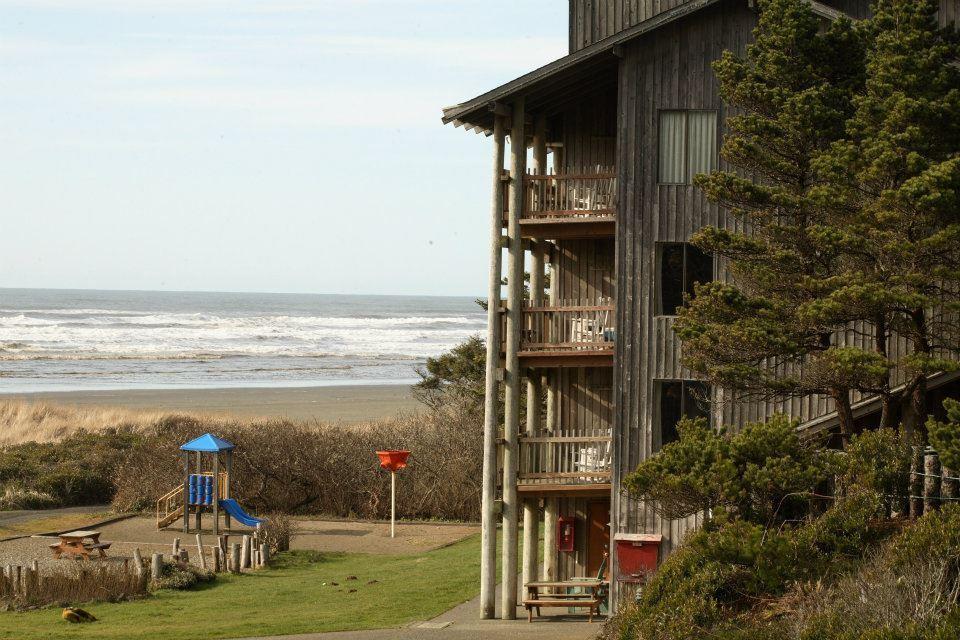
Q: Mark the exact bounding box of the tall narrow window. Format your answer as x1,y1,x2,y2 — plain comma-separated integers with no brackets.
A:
658,110,718,184
658,242,713,315
656,380,712,449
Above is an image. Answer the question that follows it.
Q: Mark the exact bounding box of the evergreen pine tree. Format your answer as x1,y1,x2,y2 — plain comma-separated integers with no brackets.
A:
674,0,879,444
813,0,960,435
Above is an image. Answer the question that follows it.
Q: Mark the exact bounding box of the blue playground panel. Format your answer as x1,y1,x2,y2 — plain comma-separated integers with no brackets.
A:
188,474,215,505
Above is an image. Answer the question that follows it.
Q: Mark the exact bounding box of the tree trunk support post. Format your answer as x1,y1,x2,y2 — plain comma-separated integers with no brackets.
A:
479,113,506,621
522,113,547,592
502,96,526,621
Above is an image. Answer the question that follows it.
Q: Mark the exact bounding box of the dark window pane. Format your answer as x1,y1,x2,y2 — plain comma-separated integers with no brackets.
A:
684,245,713,299
658,381,684,448
660,243,685,315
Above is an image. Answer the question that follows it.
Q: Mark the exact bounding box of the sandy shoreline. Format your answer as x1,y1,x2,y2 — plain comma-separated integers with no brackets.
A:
0,384,420,423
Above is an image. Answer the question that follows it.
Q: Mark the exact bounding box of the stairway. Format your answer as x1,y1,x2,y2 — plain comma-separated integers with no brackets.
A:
156,486,184,529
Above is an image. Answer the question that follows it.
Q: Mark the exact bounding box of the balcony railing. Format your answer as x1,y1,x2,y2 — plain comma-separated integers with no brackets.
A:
502,167,617,222
518,434,612,487
518,301,615,353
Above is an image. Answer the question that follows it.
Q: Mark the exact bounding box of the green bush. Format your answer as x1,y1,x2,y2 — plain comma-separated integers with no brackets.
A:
624,414,839,525
149,561,216,591
0,430,140,509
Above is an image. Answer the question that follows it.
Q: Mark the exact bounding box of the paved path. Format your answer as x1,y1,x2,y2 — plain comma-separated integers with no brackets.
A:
236,578,600,640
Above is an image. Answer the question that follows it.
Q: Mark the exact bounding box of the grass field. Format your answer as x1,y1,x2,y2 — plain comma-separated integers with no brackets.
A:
0,534,485,640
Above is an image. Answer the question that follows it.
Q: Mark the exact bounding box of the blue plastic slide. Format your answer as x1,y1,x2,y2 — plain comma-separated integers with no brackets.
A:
218,499,265,527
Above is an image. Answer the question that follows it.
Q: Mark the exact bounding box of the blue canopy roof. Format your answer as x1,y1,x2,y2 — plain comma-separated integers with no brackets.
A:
180,433,235,452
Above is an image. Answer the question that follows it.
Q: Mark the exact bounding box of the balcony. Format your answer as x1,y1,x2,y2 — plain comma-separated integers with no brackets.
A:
502,168,616,239
507,301,615,368
517,433,612,496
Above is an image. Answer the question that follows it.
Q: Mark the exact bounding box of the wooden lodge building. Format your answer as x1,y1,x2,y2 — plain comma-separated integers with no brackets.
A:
441,0,960,618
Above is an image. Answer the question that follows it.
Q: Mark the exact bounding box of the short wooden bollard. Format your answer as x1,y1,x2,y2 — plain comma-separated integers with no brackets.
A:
179,549,189,564
925,451,942,513
230,544,241,574
943,466,959,502
196,534,207,570
910,446,924,518
132,548,144,580
259,543,269,567
241,535,251,569
12,566,20,596
211,546,222,572
151,553,163,581
172,538,181,558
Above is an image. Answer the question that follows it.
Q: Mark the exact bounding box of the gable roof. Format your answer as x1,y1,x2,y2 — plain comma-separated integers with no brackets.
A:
441,0,845,135
180,433,235,452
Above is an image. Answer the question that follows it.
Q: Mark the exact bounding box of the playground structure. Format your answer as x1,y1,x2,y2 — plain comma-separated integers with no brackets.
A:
375,450,410,538
156,433,263,535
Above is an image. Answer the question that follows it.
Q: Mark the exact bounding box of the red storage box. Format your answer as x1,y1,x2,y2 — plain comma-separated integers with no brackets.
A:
614,533,662,583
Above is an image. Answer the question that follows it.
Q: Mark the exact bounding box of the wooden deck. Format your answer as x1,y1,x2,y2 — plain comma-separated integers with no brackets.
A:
515,434,612,495
501,302,615,367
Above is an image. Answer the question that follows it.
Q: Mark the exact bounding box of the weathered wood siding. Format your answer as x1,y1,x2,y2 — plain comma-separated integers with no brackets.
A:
569,0,690,52
612,0,753,561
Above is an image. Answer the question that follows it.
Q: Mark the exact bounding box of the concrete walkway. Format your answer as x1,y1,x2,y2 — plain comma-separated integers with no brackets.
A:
236,579,601,640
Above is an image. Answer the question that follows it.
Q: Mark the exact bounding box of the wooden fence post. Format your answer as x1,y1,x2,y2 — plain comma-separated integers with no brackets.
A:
942,465,958,503
196,534,207,570
241,535,251,569
230,544,241,574
260,543,270,567
925,451,942,513
172,538,181,558
910,446,924,518
132,548,144,582
151,553,163,581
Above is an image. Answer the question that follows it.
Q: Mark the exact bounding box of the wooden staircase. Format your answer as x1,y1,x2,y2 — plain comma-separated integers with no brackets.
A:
156,486,184,529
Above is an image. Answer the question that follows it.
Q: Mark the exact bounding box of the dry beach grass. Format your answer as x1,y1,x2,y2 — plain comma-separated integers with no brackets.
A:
0,401,171,446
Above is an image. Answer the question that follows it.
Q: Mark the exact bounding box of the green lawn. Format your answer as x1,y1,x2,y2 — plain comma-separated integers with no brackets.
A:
0,534,485,640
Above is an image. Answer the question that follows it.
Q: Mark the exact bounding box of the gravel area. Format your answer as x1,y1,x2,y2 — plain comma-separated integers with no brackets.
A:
0,516,478,571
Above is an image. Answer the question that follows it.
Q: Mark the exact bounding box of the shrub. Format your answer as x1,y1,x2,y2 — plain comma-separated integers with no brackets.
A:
113,400,483,521
0,429,141,509
149,561,215,591
260,512,294,554
840,427,913,514
624,414,839,525
0,486,58,510
0,562,147,611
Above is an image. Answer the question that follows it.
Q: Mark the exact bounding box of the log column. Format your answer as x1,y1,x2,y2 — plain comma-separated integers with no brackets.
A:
479,114,506,620
521,114,548,591
502,97,526,620
542,236,559,582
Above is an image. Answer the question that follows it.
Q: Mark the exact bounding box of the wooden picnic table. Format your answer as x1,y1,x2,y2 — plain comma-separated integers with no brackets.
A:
49,530,111,560
523,579,607,622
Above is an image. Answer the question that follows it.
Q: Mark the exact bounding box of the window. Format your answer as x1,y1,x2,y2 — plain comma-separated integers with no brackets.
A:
658,110,718,184
657,380,711,449
659,242,713,315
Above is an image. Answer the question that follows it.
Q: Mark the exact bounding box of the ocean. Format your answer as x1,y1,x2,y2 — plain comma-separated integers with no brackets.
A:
0,289,486,393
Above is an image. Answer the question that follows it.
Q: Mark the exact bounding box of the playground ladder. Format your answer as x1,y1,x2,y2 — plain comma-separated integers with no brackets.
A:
156,485,184,529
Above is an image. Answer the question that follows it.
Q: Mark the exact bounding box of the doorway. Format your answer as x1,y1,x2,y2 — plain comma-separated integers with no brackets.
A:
586,500,610,579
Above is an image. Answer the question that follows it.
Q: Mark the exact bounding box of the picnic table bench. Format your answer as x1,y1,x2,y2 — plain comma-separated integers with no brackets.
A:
49,530,111,560
523,579,607,622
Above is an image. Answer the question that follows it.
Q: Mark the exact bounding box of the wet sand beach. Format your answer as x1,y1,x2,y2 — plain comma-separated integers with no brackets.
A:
0,384,419,424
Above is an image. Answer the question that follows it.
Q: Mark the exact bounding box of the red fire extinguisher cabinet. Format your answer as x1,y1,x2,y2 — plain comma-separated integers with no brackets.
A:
614,533,662,583
557,516,575,552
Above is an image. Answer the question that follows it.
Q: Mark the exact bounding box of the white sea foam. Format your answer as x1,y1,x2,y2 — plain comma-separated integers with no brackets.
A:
0,310,484,360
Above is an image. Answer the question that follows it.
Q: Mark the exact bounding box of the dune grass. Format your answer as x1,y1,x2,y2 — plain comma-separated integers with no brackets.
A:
0,401,171,446
0,534,485,640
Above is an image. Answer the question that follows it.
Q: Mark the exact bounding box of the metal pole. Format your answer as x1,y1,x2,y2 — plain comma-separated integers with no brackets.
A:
391,470,396,538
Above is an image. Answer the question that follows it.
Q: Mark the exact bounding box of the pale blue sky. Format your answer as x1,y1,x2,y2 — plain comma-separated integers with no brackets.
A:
0,1,566,297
